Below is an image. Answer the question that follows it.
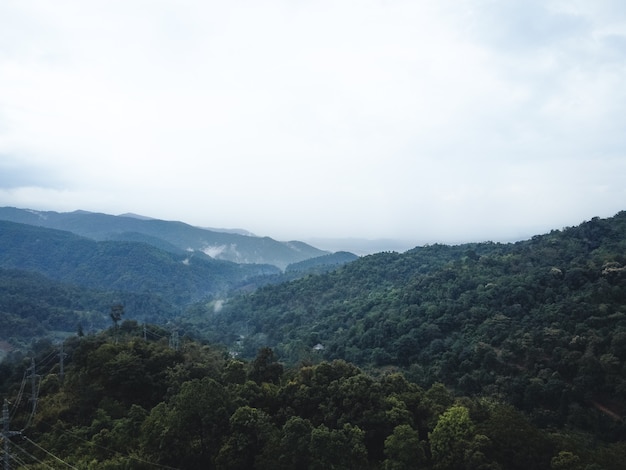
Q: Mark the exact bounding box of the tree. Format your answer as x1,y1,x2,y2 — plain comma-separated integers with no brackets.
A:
110,303,124,328
383,424,425,469
141,377,232,468
277,416,314,469
477,403,552,470
550,451,583,470
110,303,124,343
215,406,277,470
308,424,368,470
249,347,283,385
429,405,497,470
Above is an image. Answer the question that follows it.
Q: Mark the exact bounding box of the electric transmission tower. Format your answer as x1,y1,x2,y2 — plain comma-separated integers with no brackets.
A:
2,399,21,470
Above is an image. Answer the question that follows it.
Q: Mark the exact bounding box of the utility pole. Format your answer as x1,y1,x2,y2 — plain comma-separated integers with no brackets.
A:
143,324,147,342
2,399,21,470
169,330,179,351
59,342,66,384
29,359,38,417
2,399,9,470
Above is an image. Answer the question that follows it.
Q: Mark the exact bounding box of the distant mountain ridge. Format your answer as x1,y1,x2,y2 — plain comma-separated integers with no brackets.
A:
0,207,330,269
0,208,358,348
0,220,279,304
285,251,359,274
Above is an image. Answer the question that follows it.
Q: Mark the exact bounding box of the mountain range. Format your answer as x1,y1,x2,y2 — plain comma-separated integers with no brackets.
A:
0,207,358,350
0,207,329,269
2,208,626,470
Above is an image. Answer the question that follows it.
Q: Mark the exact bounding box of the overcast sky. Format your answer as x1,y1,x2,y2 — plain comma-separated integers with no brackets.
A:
1,1,625,246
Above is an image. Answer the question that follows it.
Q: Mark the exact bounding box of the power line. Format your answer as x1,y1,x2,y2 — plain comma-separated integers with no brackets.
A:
21,359,41,432
4,331,186,469
60,341,66,383
22,436,78,469
45,422,180,470
9,372,27,420
35,348,62,374
7,450,29,469
11,440,55,469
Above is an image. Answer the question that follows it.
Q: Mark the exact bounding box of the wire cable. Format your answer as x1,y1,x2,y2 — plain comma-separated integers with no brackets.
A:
11,440,55,469
8,450,30,468
9,370,28,419
44,422,180,470
21,375,42,431
37,349,60,371
23,436,78,469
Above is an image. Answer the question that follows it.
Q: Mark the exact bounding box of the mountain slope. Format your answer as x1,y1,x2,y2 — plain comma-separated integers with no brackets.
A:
0,267,176,348
188,211,626,434
0,220,280,305
0,207,329,268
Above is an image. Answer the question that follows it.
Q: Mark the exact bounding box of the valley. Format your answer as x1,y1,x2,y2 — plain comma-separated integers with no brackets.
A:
1,208,625,468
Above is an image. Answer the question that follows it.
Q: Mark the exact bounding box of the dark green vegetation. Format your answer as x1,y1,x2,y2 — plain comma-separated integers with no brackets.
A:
2,328,625,469
2,210,626,468
0,207,328,268
187,212,626,443
0,220,284,347
0,220,279,298
0,267,171,348
0,216,356,350
285,251,359,275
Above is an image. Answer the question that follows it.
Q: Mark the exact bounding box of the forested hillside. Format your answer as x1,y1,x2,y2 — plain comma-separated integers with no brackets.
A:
1,327,624,469
186,212,626,440
0,220,359,351
0,220,280,299
0,220,282,349
2,212,626,467
0,267,179,352
285,251,359,275
0,207,329,269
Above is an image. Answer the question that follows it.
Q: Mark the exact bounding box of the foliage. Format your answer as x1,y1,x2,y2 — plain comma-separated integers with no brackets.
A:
186,211,626,440
285,251,359,275
0,220,281,305
383,424,425,469
2,210,626,467
1,329,625,468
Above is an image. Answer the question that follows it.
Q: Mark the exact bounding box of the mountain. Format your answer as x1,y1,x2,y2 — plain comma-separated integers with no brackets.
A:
0,267,175,349
2,212,626,467
0,207,329,269
185,211,626,436
0,220,280,305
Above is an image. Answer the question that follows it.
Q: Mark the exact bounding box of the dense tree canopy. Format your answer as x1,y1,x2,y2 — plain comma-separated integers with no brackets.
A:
186,212,626,440
2,212,626,467
1,328,625,468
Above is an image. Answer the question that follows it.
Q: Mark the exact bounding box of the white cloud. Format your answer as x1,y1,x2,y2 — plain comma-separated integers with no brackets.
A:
0,0,625,243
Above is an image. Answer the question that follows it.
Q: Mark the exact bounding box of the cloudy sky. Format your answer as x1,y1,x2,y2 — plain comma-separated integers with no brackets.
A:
1,1,625,246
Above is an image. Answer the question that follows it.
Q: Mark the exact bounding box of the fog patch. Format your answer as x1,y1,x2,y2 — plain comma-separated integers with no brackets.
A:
203,245,226,258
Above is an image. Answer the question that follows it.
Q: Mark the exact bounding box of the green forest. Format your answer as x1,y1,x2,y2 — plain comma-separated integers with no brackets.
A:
1,211,626,468
1,326,624,469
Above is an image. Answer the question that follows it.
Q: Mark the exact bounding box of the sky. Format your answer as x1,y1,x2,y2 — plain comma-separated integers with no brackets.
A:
1,0,625,247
